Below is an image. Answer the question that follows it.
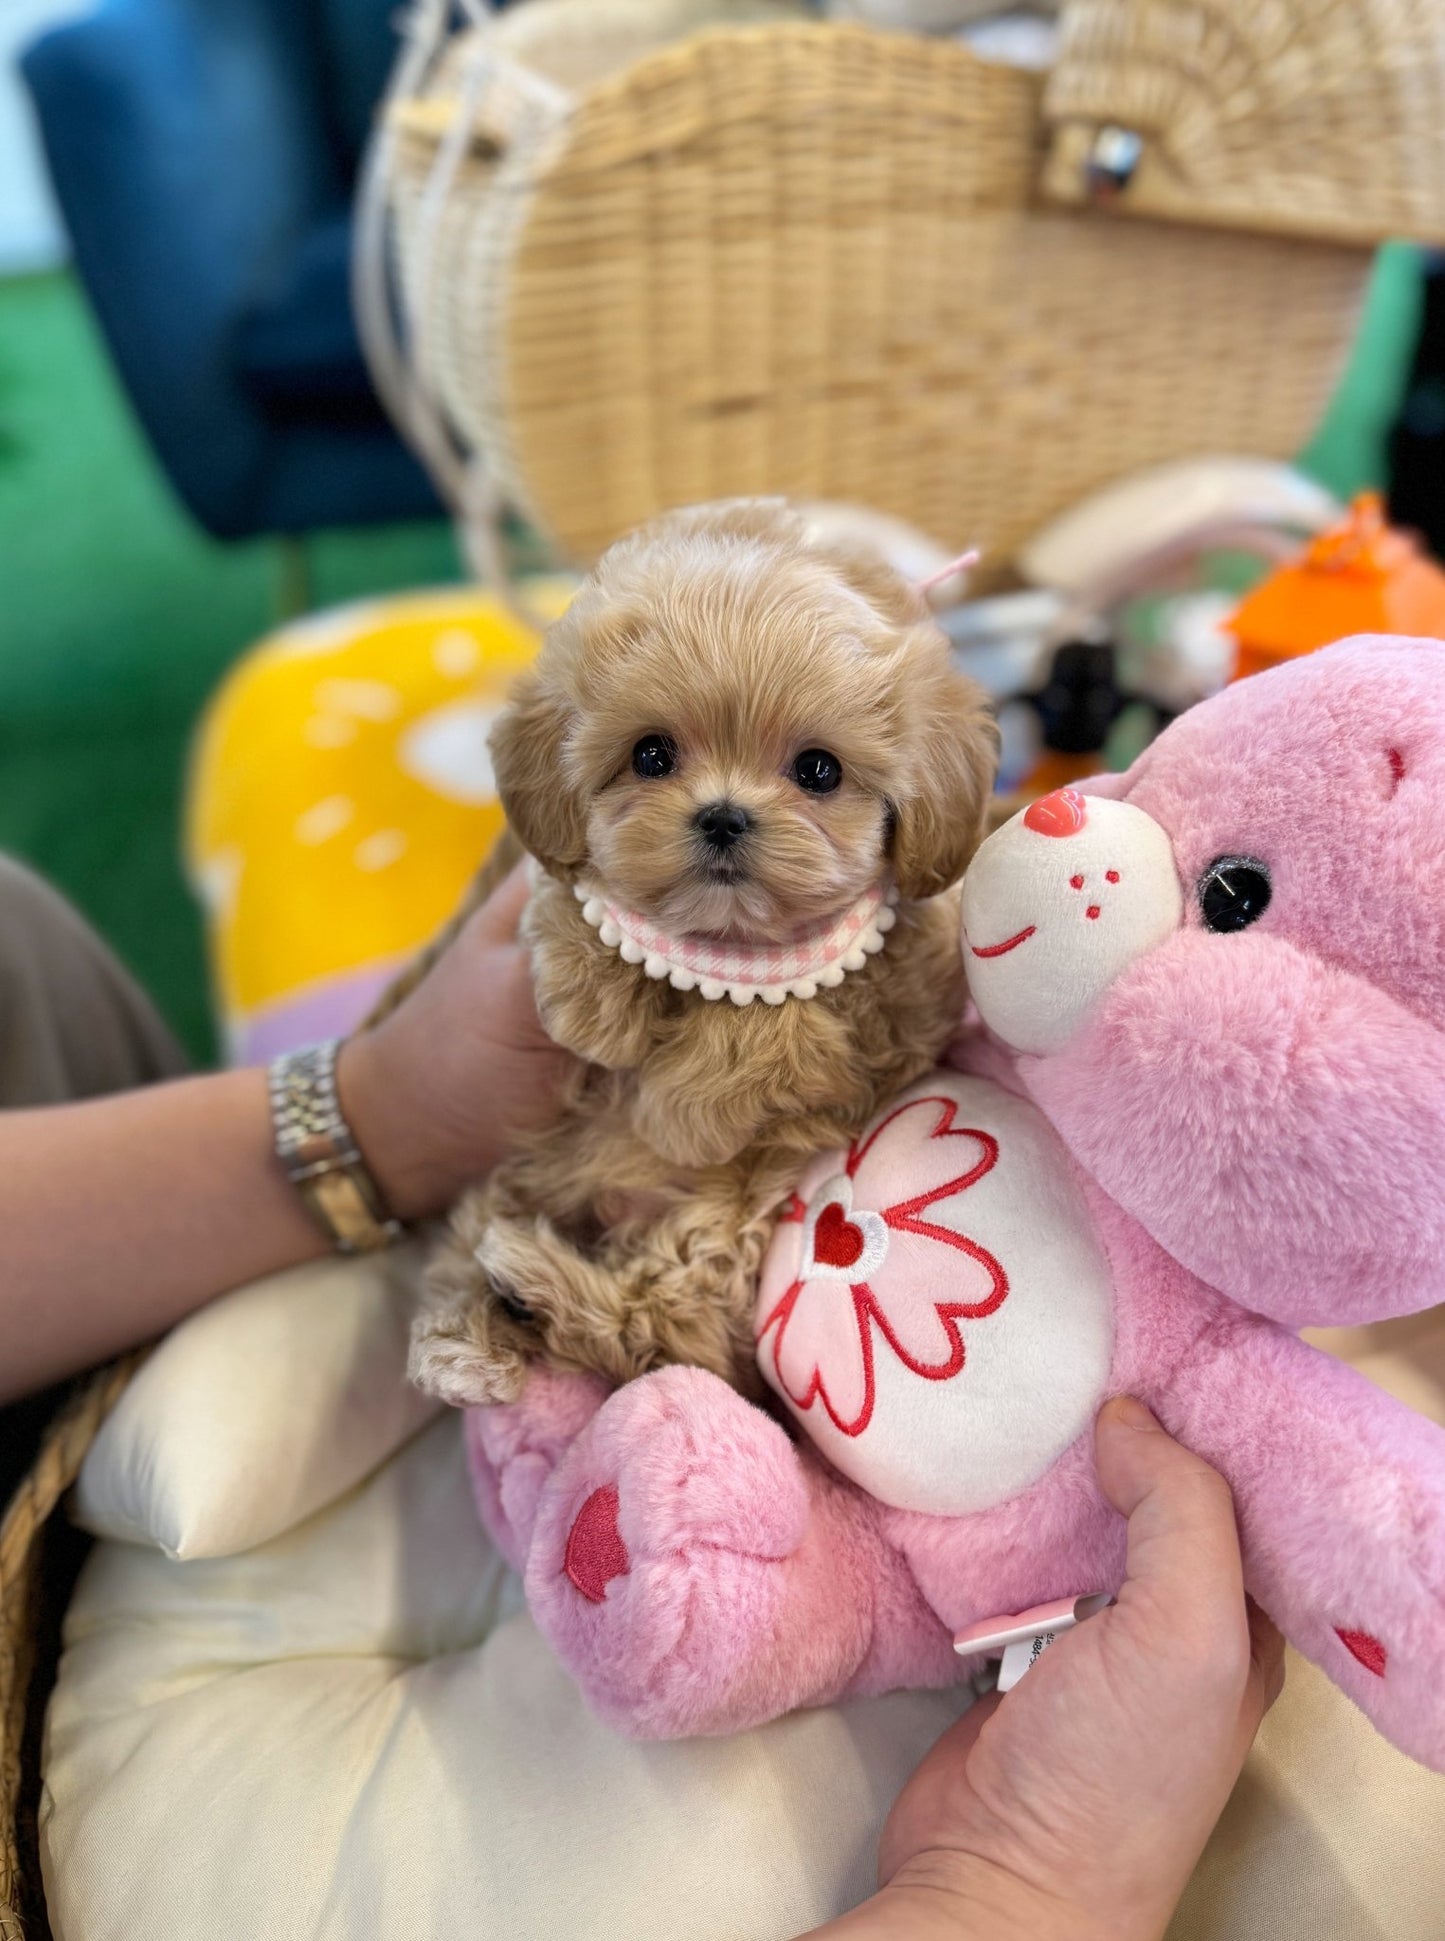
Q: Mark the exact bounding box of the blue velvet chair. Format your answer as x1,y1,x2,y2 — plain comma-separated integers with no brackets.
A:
20,0,468,539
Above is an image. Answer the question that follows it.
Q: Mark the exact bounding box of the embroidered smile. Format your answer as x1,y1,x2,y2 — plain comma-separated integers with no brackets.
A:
970,925,1036,960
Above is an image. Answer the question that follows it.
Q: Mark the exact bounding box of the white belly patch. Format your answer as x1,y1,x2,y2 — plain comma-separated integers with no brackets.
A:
755,1072,1114,1515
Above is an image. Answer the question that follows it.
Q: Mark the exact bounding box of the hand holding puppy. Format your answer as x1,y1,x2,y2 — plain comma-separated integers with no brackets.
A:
340,863,577,1221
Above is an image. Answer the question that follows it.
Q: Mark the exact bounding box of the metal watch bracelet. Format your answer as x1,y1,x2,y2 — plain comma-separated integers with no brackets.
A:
267,1039,403,1255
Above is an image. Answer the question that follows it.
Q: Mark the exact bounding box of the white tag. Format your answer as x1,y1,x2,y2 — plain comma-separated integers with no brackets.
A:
955,1590,1113,1692
999,1628,1060,1692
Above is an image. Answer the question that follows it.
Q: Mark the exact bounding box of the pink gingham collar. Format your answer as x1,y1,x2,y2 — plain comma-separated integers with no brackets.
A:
573,879,898,1007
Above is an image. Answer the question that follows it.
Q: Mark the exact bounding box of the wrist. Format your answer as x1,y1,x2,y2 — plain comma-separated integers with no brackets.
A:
865,1853,1163,1941
335,1027,459,1223
269,1039,406,1250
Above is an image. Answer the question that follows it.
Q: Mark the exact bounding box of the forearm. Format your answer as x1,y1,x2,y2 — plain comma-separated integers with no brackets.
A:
0,1068,327,1402
0,863,575,1406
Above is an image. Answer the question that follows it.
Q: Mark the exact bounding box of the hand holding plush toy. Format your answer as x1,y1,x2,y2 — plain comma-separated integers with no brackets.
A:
459,635,1445,1770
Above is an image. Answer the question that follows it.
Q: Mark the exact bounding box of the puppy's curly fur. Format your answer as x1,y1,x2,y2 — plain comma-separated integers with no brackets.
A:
407,500,998,1404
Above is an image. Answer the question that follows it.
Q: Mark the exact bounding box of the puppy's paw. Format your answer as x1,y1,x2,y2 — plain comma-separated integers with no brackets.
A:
471,1216,569,1316
411,1193,549,1406
407,1319,527,1407
475,1216,656,1388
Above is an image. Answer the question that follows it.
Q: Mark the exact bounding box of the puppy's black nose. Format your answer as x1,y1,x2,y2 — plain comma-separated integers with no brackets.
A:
695,802,751,850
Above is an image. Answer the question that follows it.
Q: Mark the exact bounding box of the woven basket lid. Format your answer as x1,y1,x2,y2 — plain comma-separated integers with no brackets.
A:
390,0,804,148
1042,0,1445,247
384,20,1372,575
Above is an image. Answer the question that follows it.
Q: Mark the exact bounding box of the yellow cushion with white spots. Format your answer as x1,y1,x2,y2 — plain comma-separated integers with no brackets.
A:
187,586,565,1058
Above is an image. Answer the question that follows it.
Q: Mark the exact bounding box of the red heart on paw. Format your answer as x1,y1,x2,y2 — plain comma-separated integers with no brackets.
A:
565,1485,630,1603
1336,1627,1387,1678
814,1201,865,1269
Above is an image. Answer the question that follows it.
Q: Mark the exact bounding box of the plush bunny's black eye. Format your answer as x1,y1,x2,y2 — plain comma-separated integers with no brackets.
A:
792,748,842,794
1198,857,1272,933
632,734,677,779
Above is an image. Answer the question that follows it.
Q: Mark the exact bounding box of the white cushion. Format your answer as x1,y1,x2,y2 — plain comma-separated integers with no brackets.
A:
74,1242,440,1559
43,1316,1445,1939
43,1413,966,1940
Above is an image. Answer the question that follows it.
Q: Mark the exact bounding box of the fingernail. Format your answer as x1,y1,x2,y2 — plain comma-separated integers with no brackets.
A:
1105,1395,1160,1432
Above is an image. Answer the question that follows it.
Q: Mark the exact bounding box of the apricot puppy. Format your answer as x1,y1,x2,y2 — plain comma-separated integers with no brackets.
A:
409,499,998,1403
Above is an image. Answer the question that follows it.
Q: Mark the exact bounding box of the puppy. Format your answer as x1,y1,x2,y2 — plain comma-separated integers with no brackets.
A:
408,499,998,1405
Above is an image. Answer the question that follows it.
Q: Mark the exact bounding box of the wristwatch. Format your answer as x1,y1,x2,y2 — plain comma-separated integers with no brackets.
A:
267,1039,403,1254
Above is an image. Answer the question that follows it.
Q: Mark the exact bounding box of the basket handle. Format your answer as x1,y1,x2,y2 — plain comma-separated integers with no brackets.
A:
352,0,453,464
353,1,572,627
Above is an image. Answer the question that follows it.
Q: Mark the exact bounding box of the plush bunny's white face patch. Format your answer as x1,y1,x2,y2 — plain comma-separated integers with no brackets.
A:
961,790,1183,1055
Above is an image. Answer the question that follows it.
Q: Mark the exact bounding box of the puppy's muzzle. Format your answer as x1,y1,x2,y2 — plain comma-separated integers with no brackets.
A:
695,802,751,851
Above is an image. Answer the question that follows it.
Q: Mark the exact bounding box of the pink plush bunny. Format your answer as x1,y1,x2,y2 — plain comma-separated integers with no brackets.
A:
462,634,1445,1768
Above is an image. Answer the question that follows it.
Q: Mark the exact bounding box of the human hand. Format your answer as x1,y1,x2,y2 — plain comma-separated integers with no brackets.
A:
337,864,576,1220
821,1399,1284,1941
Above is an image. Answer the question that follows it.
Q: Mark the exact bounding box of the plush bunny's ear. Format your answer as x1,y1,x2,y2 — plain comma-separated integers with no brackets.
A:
489,670,589,879
890,656,999,900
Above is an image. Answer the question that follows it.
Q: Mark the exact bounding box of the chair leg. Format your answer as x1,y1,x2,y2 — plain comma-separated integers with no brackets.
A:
274,536,312,620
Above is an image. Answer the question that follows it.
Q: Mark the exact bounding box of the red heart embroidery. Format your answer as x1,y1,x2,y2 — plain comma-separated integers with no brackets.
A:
565,1486,630,1604
814,1201,865,1269
1336,1627,1387,1678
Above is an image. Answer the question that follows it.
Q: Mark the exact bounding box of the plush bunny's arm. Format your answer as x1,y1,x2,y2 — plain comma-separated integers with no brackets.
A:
1029,930,1445,1328
1154,1309,1445,1772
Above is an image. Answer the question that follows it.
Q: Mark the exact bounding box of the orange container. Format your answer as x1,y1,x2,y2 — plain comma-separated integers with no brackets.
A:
1228,493,1445,681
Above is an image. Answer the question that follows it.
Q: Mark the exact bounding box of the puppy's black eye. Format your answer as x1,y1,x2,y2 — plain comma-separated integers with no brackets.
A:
495,1290,535,1326
1198,857,1272,934
632,734,677,779
792,749,842,794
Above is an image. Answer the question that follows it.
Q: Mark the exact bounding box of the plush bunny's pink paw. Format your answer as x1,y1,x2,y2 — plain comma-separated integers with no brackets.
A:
521,1366,827,1737
1170,1320,1445,1774
1302,1535,1445,1773
1311,1599,1445,1772
463,1367,610,1569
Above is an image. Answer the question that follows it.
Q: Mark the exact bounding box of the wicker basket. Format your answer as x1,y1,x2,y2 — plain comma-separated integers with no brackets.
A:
2,1361,139,1941
358,0,810,557
359,4,1445,588
1042,0,1445,248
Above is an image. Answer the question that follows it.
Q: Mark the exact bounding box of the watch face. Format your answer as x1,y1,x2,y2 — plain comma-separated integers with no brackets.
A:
311,1169,386,1254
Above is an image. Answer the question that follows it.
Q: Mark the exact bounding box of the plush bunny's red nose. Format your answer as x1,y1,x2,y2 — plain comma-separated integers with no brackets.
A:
1024,788,1089,838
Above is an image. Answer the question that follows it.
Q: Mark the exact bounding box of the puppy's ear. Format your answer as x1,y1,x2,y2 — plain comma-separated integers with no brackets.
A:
489,670,588,877
890,654,999,900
